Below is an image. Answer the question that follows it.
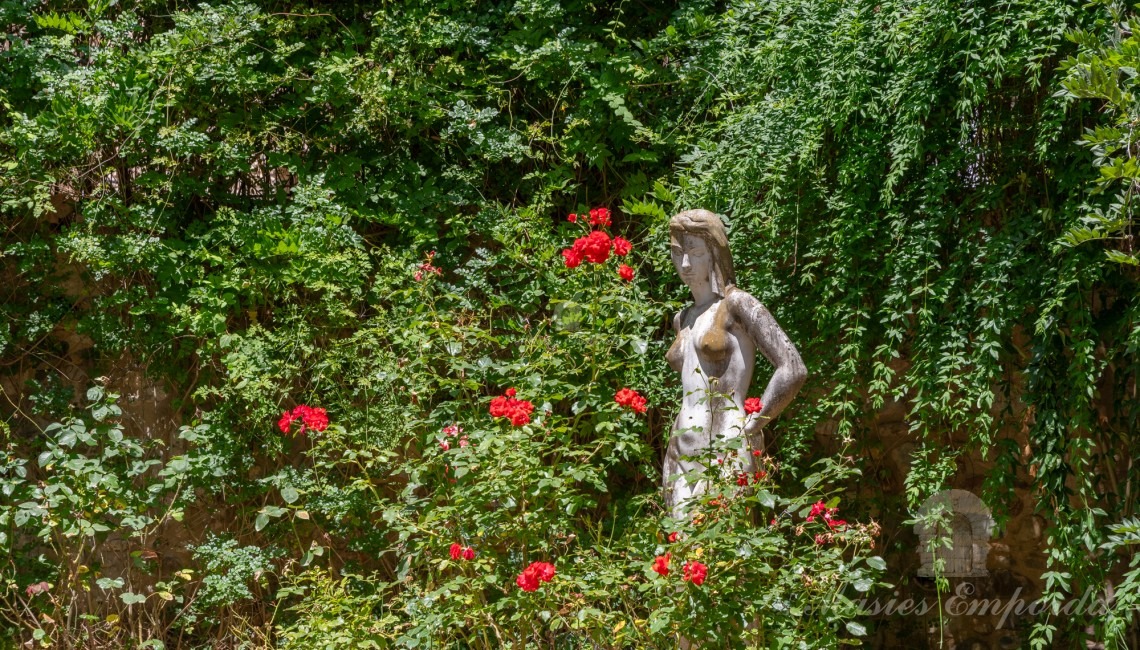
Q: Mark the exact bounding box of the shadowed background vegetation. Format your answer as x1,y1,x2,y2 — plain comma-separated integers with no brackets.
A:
2,0,1140,647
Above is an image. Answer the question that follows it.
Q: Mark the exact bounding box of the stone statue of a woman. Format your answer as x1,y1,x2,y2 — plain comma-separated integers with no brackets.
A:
663,209,807,517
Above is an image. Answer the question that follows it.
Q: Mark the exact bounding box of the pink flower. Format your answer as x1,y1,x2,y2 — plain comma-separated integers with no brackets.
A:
618,264,635,282
459,436,469,448
682,561,707,586
25,582,50,597
744,397,763,414
440,439,450,451
442,424,462,437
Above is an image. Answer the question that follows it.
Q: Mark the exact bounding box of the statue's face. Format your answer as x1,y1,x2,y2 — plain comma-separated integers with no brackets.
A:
671,234,711,289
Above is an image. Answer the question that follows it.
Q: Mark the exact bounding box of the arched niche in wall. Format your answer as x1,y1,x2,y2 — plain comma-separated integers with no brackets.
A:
915,489,993,578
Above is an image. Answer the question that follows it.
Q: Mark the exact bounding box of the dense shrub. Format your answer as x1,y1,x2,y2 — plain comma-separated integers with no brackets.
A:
2,0,1140,647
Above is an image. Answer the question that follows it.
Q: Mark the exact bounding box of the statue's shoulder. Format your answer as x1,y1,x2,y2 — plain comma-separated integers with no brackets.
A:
723,285,763,314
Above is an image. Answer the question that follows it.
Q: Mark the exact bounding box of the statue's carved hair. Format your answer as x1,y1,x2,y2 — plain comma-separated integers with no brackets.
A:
669,209,736,295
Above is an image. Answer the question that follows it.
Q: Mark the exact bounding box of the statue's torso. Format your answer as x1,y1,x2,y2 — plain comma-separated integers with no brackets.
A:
666,291,757,463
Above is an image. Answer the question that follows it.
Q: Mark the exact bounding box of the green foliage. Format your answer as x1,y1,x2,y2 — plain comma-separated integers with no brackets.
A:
2,0,1140,647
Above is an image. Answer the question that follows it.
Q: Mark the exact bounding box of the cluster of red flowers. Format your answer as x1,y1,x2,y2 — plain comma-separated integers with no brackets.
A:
682,561,708,586
568,207,612,227
614,387,648,414
414,250,443,282
735,470,768,486
516,561,556,592
278,404,329,435
744,397,763,414
806,500,847,530
560,207,636,282
449,543,476,561
489,387,534,426
439,424,468,450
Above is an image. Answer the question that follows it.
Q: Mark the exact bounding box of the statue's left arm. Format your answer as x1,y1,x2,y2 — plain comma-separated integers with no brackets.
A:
727,290,807,441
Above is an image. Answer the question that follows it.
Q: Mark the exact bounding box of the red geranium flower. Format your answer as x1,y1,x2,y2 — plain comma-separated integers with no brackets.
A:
462,546,475,561
449,543,463,560
614,388,648,414
682,561,707,586
652,553,672,577
744,397,763,414
612,236,632,256
588,207,612,227
618,264,635,282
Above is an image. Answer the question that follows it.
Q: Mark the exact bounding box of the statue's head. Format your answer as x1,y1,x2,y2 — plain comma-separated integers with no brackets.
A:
669,209,735,296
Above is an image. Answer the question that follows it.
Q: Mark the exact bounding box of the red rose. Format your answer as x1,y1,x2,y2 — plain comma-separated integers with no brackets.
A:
567,213,578,223
682,561,707,586
562,247,584,268
588,207,612,227
516,561,555,591
580,230,612,264
462,546,476,561
277,411,296,434
668,531,679,543
614,388,648,414
612,236,632,256
440,439,450,451
279,404,329,434
490,388,534,426
489,396,509,418
516,567,540,592
618,264,635,282
536,562,556,582
449,543,462,560
652,553,671,577
744,397,763,414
